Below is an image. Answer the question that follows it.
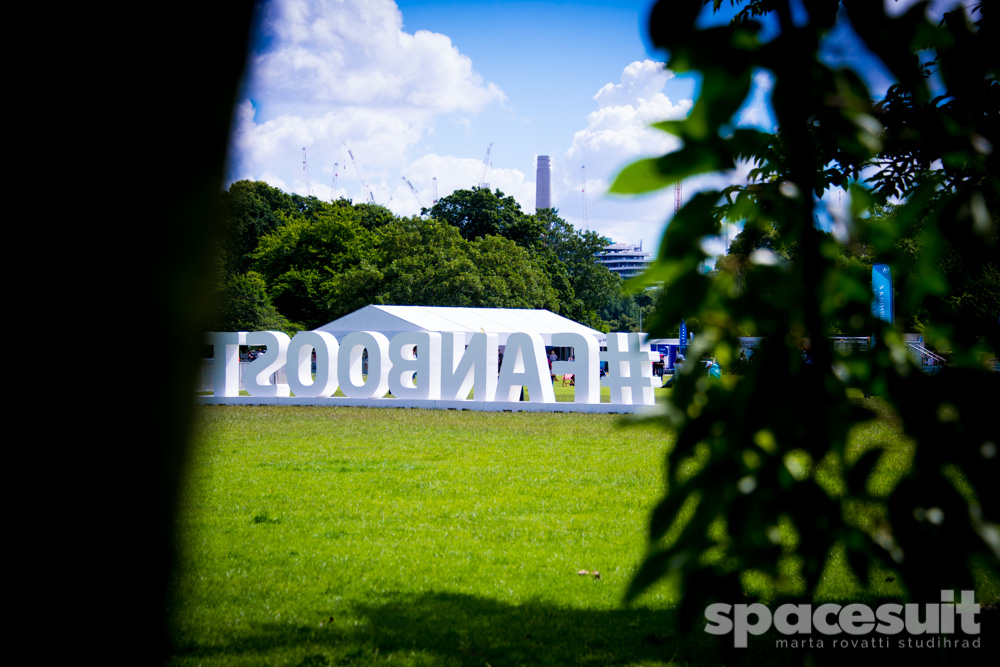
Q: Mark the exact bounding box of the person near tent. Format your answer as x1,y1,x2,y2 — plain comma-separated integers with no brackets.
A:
664,354,684,388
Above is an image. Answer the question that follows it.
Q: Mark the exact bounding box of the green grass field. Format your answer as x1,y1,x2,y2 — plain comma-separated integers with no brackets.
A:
170,406,688,666
167,398,990,666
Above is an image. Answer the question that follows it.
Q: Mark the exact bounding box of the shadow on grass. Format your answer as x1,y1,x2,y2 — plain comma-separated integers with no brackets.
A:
170,591,1000,666
171,591,720,666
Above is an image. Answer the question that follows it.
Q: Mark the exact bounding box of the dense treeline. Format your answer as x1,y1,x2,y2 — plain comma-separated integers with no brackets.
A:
214,180,656,333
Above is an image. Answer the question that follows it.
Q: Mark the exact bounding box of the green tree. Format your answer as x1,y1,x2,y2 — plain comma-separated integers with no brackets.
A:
370,217,558,310
601,288,664,334
539,215,622,329
233,180,661,333
374,216,485,307
471,234,559,310
249,208,563,326
213,271,301,333
426,187,545,248
353,201,398,231
219,180,294,275
324,261,385,321
426,191,622,328
251,207,371,329
614,0,998,655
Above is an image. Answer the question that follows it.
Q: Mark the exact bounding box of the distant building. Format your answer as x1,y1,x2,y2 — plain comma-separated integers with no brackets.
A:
535,156,551,210
596,241,653,280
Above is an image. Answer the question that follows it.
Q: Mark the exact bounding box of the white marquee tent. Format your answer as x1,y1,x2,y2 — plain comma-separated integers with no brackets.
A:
314,305,607,347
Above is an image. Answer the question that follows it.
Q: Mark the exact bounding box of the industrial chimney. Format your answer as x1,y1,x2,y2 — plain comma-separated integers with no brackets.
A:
535,155,551,211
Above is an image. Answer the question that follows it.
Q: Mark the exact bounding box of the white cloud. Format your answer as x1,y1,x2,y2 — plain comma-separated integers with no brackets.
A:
250,0,504,114
566,60,690,173
228,101,427,195
555,60,693,245
592,60,676,107
228,0,505,195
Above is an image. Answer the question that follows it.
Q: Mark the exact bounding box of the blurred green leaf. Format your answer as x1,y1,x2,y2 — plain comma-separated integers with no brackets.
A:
625,0,999,635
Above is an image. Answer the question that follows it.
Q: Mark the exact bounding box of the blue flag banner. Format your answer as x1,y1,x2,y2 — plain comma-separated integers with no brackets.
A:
872,264,893,324
679,319,688,355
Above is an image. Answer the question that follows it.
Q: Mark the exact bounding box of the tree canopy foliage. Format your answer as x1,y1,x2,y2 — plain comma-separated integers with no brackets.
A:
425,187,545,248
615,0,998,655
214,182,637,333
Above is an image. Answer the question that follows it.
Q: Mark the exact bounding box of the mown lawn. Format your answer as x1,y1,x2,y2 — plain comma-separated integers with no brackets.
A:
170,407,685,666
168,398,991,666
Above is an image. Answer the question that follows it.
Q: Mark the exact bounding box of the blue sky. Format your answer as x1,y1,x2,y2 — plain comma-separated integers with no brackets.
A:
226,0,972,254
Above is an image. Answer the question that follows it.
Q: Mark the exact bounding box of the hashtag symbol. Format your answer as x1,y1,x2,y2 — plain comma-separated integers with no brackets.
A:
600,333,660,405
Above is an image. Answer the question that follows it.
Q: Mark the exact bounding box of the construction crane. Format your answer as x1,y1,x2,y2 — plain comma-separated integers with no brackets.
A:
478,142,493,189
432,177,439,206
331,162,339,203
401,176,424,210
344,142,375,204
302,147,312,197
581,165,589,230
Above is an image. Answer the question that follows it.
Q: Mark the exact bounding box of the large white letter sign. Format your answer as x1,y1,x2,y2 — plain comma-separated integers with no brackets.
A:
551,333,600,404
388,331,441,400
199,329,658,412
441,332,498,401
337,331,390,399
287,331,339,398
601,332,659,405
245,331,291,397
497,332,555,403
208,331,245,397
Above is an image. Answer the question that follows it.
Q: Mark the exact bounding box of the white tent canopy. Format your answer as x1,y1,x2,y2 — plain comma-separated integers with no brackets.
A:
314,305,607,347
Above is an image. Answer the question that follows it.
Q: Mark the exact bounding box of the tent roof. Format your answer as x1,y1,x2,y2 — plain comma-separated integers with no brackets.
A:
314,305,606,346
